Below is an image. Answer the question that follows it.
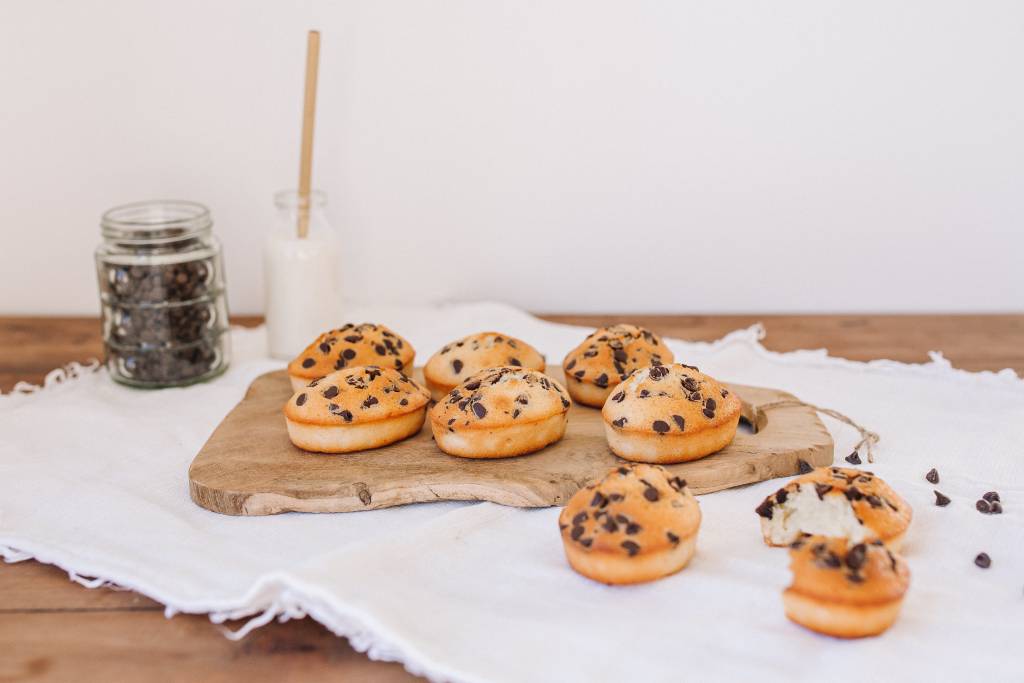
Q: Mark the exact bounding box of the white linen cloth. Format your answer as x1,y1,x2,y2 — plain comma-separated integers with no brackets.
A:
1,302,1022,682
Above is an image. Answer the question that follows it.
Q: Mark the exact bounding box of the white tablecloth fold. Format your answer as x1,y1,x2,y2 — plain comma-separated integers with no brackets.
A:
2,302,1022,682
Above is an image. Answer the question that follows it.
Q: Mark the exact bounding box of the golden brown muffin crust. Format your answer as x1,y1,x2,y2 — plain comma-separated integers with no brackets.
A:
601,364,742,436
788,535,910,605
558,464,701,558
424,332,545,389
288,323,415,380
284,365,430,426
429,366,570,431
562,324,673,389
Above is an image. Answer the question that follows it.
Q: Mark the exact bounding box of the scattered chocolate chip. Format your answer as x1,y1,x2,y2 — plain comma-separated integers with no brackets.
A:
666,531,680,545
798,459,813,474
621,540,640,557
603,517,619,533
571,526,584,541
590,491,608,508
319,342,331,354
594,373,609,388
399,398,408,406
983,491,1000,503
975,552,991,569
845,543,867,570
342,348,356,360
322,386,339,399
572,512,588,525
452,359,463,374
580,538,593,548
934,490,951,507
295,393,307,406
301,358,315,369
755,499,774,519
702,408,715,419
775,488,789,505
643,486,659,502
338,409,353,422
625,522,641,534
990,501,1004,514
612,417,628,428
671,415,685,431
815,484,833,500
976,499,991,514
361,396,379,409
472,402,487,419
844,486,865,502
925,468,939,484
652,420,670,434
611,390,625,403
845,451,862,465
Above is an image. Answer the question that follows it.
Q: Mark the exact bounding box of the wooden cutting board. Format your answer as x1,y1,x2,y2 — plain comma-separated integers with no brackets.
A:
189,368,833,515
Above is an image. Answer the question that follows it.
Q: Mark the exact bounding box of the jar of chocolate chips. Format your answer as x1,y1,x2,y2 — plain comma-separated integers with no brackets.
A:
95,200,231,387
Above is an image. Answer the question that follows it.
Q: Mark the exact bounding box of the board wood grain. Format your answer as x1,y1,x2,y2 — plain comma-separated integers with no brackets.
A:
189,367,833,515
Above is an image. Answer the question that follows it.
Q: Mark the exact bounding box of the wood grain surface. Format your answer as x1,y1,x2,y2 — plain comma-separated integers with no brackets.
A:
2,313,1022,682
189,369,831,515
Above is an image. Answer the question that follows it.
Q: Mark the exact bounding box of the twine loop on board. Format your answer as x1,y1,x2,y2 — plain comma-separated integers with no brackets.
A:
757,399,881,463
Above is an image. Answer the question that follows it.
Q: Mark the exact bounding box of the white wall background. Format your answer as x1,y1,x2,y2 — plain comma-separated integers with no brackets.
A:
1,0,1021,315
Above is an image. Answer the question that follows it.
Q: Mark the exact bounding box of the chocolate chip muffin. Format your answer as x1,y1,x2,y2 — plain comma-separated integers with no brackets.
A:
755,467,912,551
784,535,910,638
429,367,570,458
287,323,415,391
423,332,546,401
601,364,742,463
284,365,430,453
558,464,701,585
561,325,673,407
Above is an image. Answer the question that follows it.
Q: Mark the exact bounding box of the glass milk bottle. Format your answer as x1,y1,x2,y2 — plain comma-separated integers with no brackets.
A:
264,190,340,359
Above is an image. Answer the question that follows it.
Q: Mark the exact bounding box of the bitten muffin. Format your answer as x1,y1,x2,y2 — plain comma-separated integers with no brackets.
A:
558,464,701,585
429,367,570,458
423,332,546,401
561,324,674,407
284,365,430,453
287,323,415,391
755,467,912,551
784,535,910,638
601,364,742,464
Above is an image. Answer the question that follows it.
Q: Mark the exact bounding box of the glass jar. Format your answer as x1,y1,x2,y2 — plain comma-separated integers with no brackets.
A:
95,200,231,387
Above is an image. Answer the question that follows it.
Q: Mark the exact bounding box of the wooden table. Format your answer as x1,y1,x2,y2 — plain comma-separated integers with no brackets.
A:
2,314,1022,681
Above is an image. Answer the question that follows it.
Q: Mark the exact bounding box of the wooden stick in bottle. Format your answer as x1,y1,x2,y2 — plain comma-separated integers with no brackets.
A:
297,30,321,238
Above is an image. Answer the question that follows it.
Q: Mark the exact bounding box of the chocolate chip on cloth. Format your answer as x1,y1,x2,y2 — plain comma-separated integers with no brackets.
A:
423,332,546,401
784,535,910,638
429,367,570,458
284,365,430,453
558,464,701,585
287,323,416,391
755,466,912,551
560,324,675,407
601,364,742,464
